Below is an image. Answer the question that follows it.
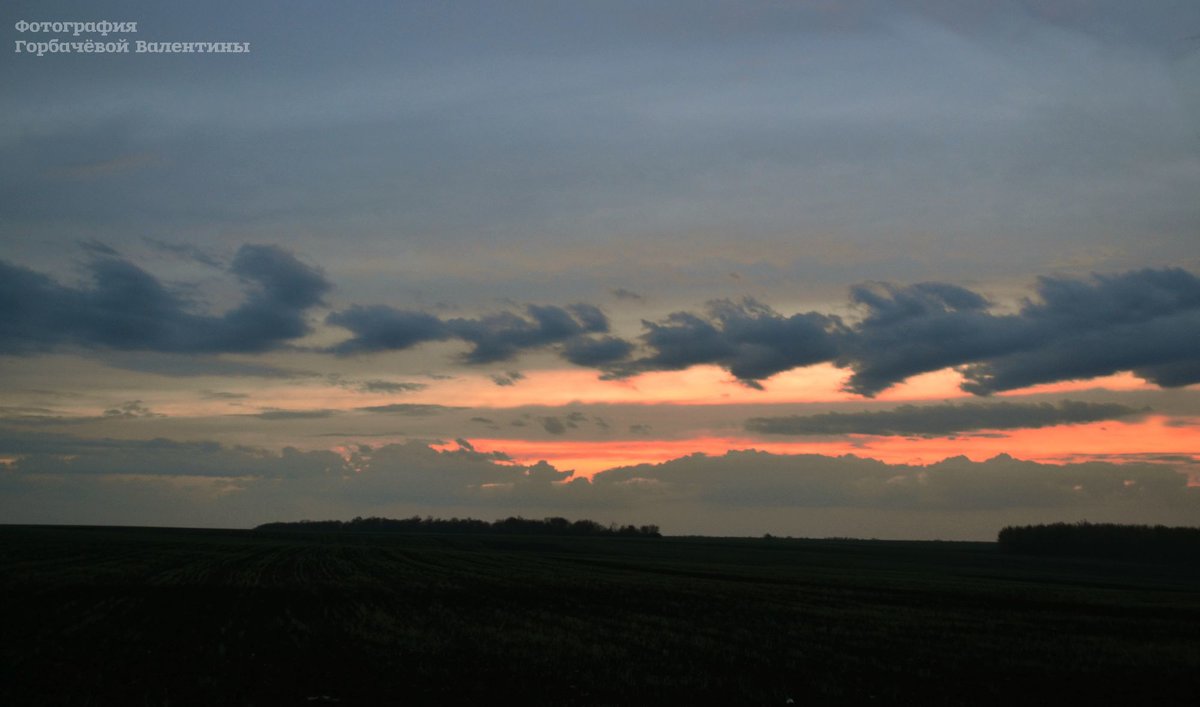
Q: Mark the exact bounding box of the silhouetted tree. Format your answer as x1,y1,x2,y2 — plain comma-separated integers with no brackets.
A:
256,515,662,538
998,521,1200,563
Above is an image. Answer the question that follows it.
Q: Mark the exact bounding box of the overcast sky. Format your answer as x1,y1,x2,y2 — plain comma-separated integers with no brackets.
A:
2,1,1198,538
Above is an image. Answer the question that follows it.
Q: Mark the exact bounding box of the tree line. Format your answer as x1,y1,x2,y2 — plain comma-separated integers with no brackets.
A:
997,521,1200,563
256,515,662,538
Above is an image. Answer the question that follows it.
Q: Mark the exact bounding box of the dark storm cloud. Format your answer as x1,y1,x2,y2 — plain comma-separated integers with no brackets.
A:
328,302,615,364
746,401,1144,437
605,268,1200,396
446,303,610,364
958,269,1200,394
1141,361,1200,388
837,268,1200,396
0,244,330,355
318,267,1200,394
561,336,635,367
610,298,843,385
214,245,332,350
325,306,451,354
836,281,1026,396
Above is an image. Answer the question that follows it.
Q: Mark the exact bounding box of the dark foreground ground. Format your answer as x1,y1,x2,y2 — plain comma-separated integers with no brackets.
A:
1,525,1198,706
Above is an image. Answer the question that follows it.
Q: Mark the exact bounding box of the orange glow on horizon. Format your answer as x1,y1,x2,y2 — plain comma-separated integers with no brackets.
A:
412,364,860,407
150,365,1177,419
413,365,1166,408
454,416,1199,478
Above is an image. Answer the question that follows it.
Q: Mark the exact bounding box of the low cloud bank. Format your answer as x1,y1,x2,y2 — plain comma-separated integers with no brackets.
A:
2,432,1194,537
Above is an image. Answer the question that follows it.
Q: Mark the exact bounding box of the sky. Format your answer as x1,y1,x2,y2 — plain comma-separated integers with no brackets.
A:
2,0,1198,539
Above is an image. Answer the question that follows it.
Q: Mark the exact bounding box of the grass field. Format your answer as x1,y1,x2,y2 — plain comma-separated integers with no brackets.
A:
1,525,1198,705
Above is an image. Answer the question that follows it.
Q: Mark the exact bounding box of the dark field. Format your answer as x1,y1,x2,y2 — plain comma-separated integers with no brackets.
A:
2,526,1198,706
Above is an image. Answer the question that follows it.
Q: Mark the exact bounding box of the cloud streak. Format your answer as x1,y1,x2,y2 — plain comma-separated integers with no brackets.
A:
247,409,340,421
746,401,1145,437
356,403,464,416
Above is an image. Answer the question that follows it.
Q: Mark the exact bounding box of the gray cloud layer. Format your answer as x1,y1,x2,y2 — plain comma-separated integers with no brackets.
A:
1,433,1195,536
746,400,1144,437
592,450,1197,512
3,246,1199,396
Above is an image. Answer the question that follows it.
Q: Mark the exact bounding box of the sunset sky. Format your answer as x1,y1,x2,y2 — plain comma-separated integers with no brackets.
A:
2,0,1198,538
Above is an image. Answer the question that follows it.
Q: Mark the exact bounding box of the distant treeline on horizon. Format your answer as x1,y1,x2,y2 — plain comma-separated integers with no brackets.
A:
255,515,662,538
998,521,1200,563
